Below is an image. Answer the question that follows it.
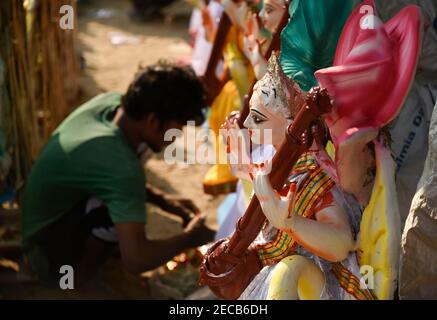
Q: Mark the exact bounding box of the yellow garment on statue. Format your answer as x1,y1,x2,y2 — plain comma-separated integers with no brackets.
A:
326,140,336,160
208,81,240,136
203,133,238,195
267,255,325,300
241,179,253,207
203,81,240,195
208,27,254,134
223,26,254,99
358,142,401,300
203,27,254,196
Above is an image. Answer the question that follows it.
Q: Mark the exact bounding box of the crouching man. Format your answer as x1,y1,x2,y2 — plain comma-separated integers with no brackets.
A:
22,61,215,286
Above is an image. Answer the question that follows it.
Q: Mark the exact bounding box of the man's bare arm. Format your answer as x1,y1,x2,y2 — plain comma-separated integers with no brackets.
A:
115,215,214,274
145,183,199,226
145,183,167,207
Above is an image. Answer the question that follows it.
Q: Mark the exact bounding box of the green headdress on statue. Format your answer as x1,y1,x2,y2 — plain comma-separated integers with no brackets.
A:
280,0,361,91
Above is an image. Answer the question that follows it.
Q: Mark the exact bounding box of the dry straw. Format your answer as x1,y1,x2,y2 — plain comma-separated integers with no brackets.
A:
0,0,79,198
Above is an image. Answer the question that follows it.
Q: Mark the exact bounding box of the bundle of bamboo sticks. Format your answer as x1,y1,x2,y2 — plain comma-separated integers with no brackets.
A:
0,0,37,197
0,0,80,199
26,0,80,141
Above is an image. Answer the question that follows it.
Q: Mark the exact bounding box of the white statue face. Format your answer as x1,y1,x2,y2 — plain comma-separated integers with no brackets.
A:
259,0,286,33
243,81,292,148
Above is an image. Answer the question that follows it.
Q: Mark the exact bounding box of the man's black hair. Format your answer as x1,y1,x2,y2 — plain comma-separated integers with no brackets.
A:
122,60,206,125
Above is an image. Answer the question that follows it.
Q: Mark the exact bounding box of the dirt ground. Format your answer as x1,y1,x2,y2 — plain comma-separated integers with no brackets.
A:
1,0,224,299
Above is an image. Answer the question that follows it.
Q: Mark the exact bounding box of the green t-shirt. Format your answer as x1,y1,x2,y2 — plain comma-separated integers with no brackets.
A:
22,92,146,244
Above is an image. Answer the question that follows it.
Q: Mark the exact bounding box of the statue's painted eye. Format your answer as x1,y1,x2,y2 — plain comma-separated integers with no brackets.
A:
253,115,266,124
264,4,274,15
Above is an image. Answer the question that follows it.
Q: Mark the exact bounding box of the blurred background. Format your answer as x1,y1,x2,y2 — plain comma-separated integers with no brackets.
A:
0,0,222,300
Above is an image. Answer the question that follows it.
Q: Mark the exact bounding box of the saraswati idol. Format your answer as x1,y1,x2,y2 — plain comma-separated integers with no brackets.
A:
200,0,422,300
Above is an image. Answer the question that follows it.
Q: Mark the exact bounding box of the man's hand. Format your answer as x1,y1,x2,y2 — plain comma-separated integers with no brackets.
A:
161,195,201,227
184,213,215,248
116,218,214,275
146,183,201,227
